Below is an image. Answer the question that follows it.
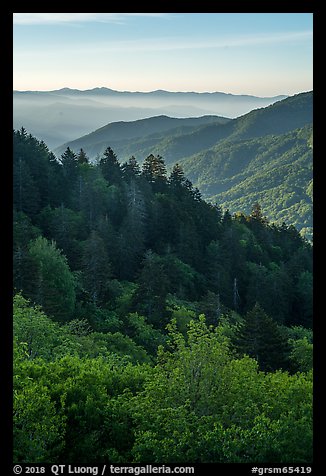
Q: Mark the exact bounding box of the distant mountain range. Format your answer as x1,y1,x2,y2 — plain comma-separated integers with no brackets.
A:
54,91,313,239
13,87,287,148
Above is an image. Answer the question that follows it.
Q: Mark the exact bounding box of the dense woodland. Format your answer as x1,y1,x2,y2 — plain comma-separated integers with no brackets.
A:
13,128,313,463
56,91,313,239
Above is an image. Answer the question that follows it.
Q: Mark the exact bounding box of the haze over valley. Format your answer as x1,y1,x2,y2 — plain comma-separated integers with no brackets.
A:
12,13,314,466
13,87,312,238
51,91,312,239
13,87,286,149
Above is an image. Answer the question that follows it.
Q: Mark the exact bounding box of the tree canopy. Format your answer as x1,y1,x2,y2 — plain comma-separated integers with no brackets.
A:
12,129,313,464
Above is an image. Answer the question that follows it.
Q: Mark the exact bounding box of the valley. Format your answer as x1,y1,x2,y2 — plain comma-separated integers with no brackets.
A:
53,91,313,238
13,87,286,148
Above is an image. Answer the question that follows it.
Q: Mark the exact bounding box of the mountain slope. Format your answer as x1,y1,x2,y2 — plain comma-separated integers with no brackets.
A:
152,91,313,164
56,91,312,163
13,87,287,148
176,92,313,238
55,91,312,238
54,115,230,158
181,125,313,238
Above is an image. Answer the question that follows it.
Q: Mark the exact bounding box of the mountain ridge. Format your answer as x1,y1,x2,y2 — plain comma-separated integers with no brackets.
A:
54,91,313,238
54,115,231,157
55,91,312,162
14,86,287,100
13,87,288,148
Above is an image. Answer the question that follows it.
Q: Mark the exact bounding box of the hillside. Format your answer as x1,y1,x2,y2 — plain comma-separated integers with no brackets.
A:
179,92,313,238
54,115,230,158
13,128,313,464
56,91,313,237
55,92,312,163
181,125,313,239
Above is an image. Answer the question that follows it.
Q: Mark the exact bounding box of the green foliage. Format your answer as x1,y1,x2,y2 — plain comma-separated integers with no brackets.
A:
168,306,197,336
131,316,312,463
13,295,312,463
285,326,313,373
13,127,312,327
81,230,112,305
132,250,170,327
123,312,166,355
13,294,152,364
233,303,291,371
14,382,66,463
13,293,69,360
13,126,313,464
99,146,122,185
288,338,313,373
27,237,76,322
82,305,123,334
193,126,313,239
36,205,85,269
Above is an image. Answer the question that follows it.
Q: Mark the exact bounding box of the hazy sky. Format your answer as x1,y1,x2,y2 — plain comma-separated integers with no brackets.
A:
13,13,313,96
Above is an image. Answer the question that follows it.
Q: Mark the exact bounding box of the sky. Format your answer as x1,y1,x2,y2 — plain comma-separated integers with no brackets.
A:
13,13,313,96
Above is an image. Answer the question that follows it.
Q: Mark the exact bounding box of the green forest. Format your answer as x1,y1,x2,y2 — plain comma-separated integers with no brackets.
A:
13,128,313,464
55,91,313,239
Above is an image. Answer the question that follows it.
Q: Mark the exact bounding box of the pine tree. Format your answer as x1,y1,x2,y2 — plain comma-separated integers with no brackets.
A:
234,302,290,371
99,147,122,185
60,147,78,179
13,158,40,217
121,156,141,180
81,231,112,305
132,250,170,327
60,147,79,207
77,148,89,164
169,163,185,185
250,202,266,222
38,205,85,270
142,154,167,191
116,180,147,278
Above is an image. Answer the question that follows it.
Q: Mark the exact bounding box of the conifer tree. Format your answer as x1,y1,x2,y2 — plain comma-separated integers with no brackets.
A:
60,147,79,178
169,163,185,185
99,146,122,185
142,154,167,191
81,230,112,305
59,147,79,207
234,302,290,371
121,156,141,180
132,250,170,327
13,158,40,217
77,148,89,164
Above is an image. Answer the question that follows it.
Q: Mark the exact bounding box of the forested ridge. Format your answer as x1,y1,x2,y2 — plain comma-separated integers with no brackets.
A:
54,91,313,239
13,128,313,464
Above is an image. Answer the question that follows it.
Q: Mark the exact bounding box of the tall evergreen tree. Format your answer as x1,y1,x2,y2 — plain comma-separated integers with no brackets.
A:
60,147,79,207
60,147,79,179
37,205,85,270
121,156,141,181
115,180,147,278
169,163,185,185
99,147,122,185
142,154,167,191
77,148,89,164
132,250,170,327
13,157,40,217
13,211,41,293
81,231,112,305
234,302,290,371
